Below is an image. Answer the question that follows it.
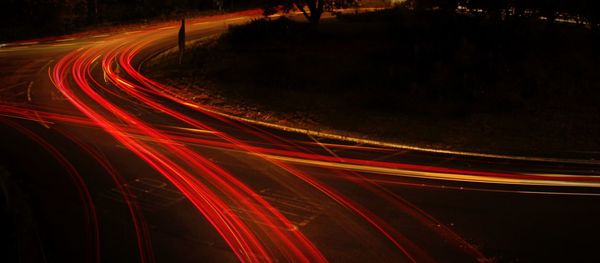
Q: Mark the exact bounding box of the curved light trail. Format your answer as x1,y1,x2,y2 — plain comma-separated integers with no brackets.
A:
1,9,599,263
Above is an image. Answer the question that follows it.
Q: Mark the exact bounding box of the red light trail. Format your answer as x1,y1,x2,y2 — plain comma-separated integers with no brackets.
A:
1,10,599,263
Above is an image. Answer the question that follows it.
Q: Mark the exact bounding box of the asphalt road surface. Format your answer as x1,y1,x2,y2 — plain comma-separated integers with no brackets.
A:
1,10,600,263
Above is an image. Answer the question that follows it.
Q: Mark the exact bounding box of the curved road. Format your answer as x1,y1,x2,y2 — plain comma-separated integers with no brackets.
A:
1,10,600,263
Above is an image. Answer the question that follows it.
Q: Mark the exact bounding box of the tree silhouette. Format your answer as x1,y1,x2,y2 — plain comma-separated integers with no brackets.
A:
262,0,357,25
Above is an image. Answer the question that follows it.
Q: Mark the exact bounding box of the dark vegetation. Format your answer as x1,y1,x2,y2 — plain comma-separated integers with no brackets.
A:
151,6,600,155
410,0,599,29
0,0,258,41
261,0,358,25
263,0,600,27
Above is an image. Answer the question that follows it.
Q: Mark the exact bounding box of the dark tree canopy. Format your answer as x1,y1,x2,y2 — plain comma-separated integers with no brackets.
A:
262,0,357,24
260,0,600,27
2,0,599,41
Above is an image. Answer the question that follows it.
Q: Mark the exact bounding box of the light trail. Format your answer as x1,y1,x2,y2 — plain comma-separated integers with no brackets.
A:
0,118,101,263
49,40,327,262
111,37,444,262
1,9,599,263
57,128,155,263
2,99,599,190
